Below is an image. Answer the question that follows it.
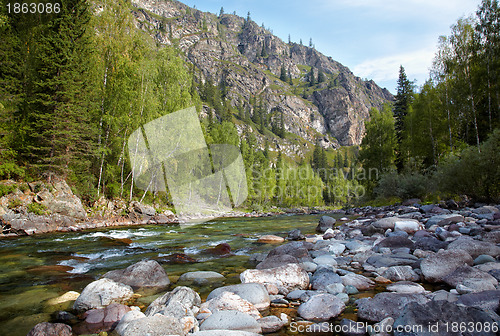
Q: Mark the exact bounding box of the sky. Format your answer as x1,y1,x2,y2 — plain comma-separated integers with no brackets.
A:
179,0,482,93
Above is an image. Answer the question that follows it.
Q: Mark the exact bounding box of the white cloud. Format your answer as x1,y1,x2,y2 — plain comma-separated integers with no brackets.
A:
353,47,436,84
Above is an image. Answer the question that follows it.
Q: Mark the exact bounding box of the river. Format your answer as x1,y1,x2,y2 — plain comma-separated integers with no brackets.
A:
0,213,333,335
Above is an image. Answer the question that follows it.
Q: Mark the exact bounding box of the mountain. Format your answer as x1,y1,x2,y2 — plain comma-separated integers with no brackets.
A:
131,0,393,152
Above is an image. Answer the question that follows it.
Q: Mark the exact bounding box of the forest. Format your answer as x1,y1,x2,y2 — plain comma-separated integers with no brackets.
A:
0,0,499,212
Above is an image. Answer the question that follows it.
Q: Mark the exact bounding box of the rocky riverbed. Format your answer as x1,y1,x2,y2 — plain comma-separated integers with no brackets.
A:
24,201,500,335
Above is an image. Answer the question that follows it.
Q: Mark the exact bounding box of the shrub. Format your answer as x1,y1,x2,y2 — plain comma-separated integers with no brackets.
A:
0,184,16,197
375,171,432,200
27,202,49,215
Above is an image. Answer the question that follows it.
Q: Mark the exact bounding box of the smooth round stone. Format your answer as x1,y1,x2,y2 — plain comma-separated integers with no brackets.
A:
336,293,349,303
474,255,496,265
313,255,338,267
258,235,285,243
326,283,345,295
178,271,225,282
386,281,426,294
300,261,318,272
345,285,359,294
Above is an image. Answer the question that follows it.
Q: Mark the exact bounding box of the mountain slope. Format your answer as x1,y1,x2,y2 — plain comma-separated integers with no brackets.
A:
130,0,393,149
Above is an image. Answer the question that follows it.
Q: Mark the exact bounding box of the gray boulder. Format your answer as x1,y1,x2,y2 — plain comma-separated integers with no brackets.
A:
425,214,464,228
316,216,336,233
447,236,500,259
382,266,420,282
256,255,299,269
356,293,429,322
240,263,309,295
27,322,73,336
200,311,262,334
257,315,285,333
311,266,341,291
266,241,312,262
297,293,346,322
145,286,201,317
386,281,426,294
178,271,224,283
120,315,185,336
442,265,498,288
393,300,497,336
207,283,270,311
192,332,260,336
340,273,375,291
102,260,170,294
73,278,134,313
414,236,449,252
374,236,415,252
420,249,473,283
287,229,304,241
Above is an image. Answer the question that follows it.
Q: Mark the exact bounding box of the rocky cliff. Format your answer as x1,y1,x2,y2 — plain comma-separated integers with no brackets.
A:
129,0,393,148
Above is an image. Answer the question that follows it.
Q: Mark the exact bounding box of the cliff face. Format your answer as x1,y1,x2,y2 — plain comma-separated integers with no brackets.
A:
130,0,393,147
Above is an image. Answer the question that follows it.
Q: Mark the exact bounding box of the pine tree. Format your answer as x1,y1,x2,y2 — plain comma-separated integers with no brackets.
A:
393,65,413,171
280,65,288,82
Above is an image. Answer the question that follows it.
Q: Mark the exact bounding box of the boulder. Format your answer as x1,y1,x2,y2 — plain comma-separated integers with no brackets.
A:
339,319,366,336
393,300,497,336
178,271,225,283
420,249,473,283
120,314,185,336
36,180,87,219
27,322,73,336
200,291,261,319
456,290,500,311
266,241,312,262
79,303,131,334
240,263,309,295
394,220,423,234
204,243,232,256
145,286,201,317
356,293,429,322
340,273,375,291
311,266,341,291
372,217,401,230
386,281,426,294
131,201,156,216
102,259,170,294
258,235,285,243
382,266,420,282
474,255,496,265
115,310,146,336
287,229,304,241
297,293,346,322
365,253,419,268
257,315,285,333
313,255,338,267
207,283,270,311
442,265,498,289
200,311,262,334
374,236,415,251
414,236,449,252
73,278,134,313
256,255,299,269
447,236,500,259
316,216,336,233
425,214,464,228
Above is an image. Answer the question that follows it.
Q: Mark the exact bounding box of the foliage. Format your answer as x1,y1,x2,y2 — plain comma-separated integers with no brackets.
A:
27,202,49,215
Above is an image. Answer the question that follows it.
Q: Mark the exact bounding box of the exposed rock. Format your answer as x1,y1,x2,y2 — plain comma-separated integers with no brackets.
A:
200,311,262,334
36,180,87,219
386,281,426,294
178,271,225,283
207,283,270,311
258,235,285,243
364,253,418,268
393,300,497,336
26,322,73,336
102,259,170,294
256,255,299,269
73,278,134,313
313,254,338,267
200,291,261,319
145,286,201,317
120,314,185,336
456,290,500,311
287,229,304,241
356,293,429,322
316,216,336,233
191,332,261,336
394,220,423,234
340,273,375,291
204,243,232,256
425,214,464,228
374,236,415,252
130,201,156,216
414,236,449,252
382,266,420,282
266,241,312,262
447,236,500,259
257,315,285,333
240,263,309,295
474,255,497,265
311,266,341,291
420,249,473,283
78,303,131,334
115,310,146,336
297,293,346,322
442,265,498,289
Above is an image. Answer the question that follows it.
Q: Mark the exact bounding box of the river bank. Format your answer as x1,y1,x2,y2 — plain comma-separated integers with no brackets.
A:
21,200,500,336
0,179,339,238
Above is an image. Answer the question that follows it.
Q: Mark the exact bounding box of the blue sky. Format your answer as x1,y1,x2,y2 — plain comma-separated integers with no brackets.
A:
179,0,482,93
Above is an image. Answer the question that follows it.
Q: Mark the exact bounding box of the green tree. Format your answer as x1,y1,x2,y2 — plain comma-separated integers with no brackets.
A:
393,65,414,170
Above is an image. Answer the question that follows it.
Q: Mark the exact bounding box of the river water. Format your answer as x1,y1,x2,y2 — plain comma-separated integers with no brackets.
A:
0,214,333,335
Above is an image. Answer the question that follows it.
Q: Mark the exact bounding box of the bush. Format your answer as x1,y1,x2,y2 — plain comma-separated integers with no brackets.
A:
0,184,16,197
375,171,432,200
27,202,49,215
436,129,500,202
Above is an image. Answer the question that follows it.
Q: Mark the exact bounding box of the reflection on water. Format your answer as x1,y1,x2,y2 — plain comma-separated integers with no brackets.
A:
0,214,326,336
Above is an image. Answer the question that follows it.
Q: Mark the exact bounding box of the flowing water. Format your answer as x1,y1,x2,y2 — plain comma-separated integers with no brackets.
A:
0,214,334,335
